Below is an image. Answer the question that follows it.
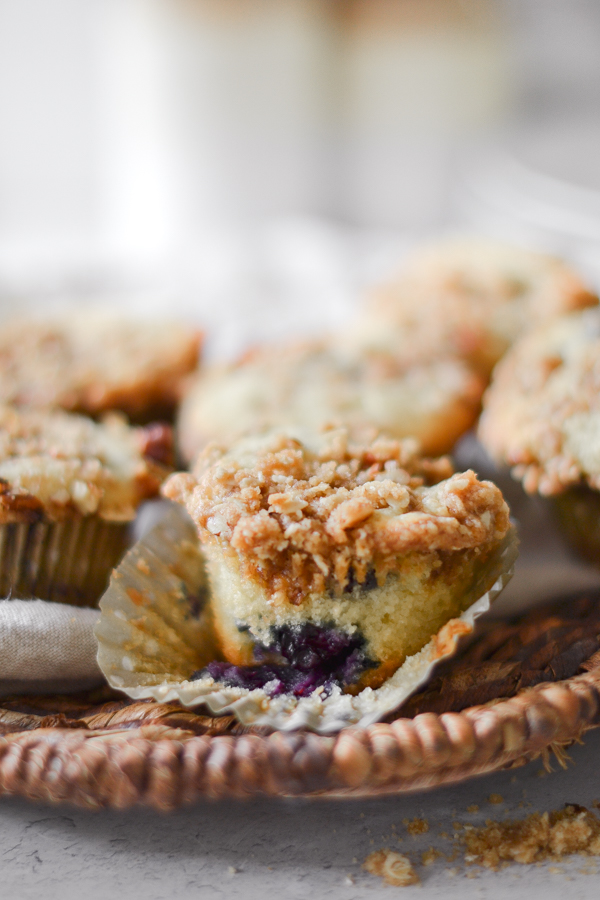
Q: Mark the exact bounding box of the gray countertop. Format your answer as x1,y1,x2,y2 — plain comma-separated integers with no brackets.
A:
2,726,600,899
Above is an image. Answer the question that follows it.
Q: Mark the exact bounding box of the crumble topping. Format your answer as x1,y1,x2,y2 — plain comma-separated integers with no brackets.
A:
479,307,600,495
463,805,600,869
176,337,484,463
350,238,596,376
0,406,172,522
364,850,420,887
0,310,202,419
164,428,509,604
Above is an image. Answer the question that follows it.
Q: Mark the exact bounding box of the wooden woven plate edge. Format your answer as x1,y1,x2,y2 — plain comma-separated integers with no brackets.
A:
0,663,598,810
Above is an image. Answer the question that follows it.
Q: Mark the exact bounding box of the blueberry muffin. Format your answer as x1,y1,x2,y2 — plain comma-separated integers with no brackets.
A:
0,405,173,605
0,310,202,423
164,427,510,694
479,306,600,564
177,339,484,464
348,237,596,377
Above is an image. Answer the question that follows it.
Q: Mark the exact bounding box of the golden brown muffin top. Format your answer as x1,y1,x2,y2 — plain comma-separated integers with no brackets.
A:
165,427,509,604
177,337,484,463
479,306,600,495
0,310,202,420
349,238,597,376
0,406,172,523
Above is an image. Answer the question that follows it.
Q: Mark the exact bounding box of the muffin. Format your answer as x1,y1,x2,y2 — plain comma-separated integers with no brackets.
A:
346,237,596,376
0,405,173,605
177,339,484,464
479,306,600,563
0,310,202,422
164,427,510,694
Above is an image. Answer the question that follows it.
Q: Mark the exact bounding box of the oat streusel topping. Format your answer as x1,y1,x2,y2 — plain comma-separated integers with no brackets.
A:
0,406,172,523
0,310,201,420
350,238,596,376
479,306,600,495
164,429,509,604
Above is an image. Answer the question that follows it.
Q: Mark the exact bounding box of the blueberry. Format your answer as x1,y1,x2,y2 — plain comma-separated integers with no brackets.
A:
191,623,376,697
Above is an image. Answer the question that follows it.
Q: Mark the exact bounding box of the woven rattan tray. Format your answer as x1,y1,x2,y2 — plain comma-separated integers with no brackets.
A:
0,593,599,810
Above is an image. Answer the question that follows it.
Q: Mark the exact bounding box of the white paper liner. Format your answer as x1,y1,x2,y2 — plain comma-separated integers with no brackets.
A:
96,504,518,734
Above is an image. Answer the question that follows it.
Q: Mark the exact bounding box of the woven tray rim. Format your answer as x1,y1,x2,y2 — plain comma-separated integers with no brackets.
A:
0,661,598,810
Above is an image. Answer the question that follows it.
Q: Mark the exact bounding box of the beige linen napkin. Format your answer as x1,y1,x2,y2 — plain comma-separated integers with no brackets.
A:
0,599,102,695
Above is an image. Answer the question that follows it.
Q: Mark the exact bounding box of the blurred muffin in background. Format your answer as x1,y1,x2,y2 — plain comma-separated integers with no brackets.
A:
478,306,600,565
0,310,202,423
0,405,173,605
345,237,597,377
177,338,484,465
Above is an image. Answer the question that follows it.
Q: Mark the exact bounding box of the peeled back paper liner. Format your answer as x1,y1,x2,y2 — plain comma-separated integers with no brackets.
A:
96,504,518,734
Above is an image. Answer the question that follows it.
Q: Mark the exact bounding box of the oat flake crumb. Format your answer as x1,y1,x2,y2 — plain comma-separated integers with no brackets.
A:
488,793,504,805
404,817,429,835
464,805,600,870
364,850,420,887
422,847,442,867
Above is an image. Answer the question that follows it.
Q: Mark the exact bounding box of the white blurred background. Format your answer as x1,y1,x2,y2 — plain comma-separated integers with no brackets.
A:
0,0,599,355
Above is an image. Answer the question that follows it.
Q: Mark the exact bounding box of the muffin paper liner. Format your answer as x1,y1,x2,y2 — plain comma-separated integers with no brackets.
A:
0,518,129,607
96,504,518,734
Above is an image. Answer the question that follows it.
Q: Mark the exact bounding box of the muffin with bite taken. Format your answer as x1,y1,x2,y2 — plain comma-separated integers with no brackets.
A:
164,427,510,695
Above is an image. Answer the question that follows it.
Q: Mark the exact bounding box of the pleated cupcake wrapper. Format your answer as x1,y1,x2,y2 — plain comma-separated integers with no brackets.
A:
96,504,518,733
0,518,129,607
553,486,600,568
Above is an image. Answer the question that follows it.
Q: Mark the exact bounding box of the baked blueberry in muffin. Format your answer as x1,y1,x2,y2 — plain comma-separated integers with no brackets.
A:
164,427,510,694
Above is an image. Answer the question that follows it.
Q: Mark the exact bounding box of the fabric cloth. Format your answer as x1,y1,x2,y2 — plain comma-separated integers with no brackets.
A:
0,599,101,693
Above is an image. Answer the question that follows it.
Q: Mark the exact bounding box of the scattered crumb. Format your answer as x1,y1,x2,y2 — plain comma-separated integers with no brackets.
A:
463,805,600,871
452,822,463,831
344,875,355,886
227,866,238,875
537,769,547,778
352,857,358,864
440,832,450,840
422,847,442,867
446,867,459,877
467,805,479,814
404,817,429,835
364,850,420,887
548,867,563,875
488,794,504,805
136,559,151,575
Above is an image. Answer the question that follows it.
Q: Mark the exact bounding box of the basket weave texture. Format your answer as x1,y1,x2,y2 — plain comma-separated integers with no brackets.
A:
0,594,599,809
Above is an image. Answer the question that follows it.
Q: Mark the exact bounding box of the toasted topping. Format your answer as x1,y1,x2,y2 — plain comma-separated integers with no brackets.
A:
0,310,202,420
177,338,484,463
348,238,596,375
480,307,600,495
0,406,172,522
164,428,509,604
